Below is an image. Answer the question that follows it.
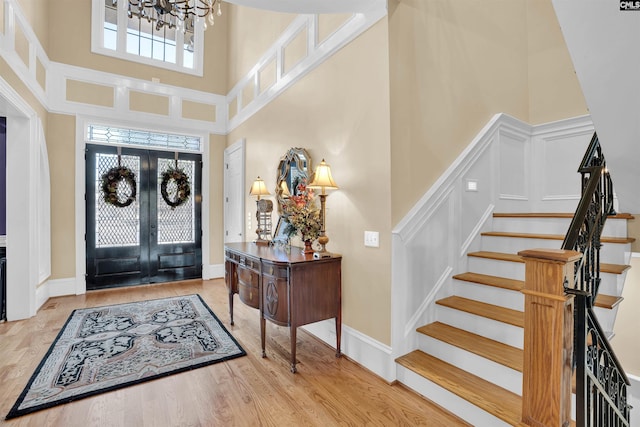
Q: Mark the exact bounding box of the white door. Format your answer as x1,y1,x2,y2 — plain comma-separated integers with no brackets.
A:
224,139,245,243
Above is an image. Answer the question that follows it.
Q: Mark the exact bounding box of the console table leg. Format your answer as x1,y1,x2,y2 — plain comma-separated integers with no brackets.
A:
290,326,297,373
260,316,266,358
228,293,234,326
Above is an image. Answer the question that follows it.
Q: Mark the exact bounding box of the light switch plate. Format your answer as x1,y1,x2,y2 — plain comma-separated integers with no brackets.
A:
364,231,379,248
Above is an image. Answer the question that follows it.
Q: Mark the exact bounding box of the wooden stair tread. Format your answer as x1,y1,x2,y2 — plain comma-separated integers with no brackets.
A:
493,212,634,220
469,251,629,275
453,271,620,310
601,262,631,275
594,294,624,309
468,250,524,263
453,272,523,291
481,231,635,244
396,350,524,426
437,296,524,328
417,322,523,372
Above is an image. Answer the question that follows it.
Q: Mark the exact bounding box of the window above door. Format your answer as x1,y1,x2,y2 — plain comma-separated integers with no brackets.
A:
86,123,203,153
91,0,205,76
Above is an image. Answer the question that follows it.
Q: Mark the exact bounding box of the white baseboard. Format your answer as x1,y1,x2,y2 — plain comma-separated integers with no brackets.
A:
35,277,78,311
205,263,224,280
302,320,394,382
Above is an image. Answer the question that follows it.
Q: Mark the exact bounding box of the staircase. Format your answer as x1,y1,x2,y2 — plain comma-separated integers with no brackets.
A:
395,212,634,426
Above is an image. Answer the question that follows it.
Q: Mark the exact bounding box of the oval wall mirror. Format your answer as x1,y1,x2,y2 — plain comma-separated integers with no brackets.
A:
275,148,313,213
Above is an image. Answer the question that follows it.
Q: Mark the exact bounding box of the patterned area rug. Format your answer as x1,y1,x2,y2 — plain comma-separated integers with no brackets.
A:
6,294,245,419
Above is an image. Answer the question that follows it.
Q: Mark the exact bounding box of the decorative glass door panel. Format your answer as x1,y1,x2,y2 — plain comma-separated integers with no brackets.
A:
86,145,201,289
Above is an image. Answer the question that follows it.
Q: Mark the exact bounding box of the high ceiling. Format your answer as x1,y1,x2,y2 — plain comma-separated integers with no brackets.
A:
553,1,640,212
225,0,385,14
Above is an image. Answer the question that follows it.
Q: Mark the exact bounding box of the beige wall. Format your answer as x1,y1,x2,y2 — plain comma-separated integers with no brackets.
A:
47,1,228,94
47,113,76,279
526,0,588,124
228,19,392,344
226,4,296,91
15,0,49,52
388,0,588,225
4,0,589,347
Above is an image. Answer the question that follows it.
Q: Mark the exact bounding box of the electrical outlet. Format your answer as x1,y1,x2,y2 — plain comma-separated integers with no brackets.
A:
364,231,379,248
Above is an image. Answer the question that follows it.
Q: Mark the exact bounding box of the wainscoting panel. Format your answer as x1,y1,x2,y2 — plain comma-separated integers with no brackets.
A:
392,113,595,366
537,126,594,207
460,140,495,250
498,129,529,202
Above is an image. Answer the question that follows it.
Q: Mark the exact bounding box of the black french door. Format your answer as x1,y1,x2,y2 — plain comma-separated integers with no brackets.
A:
85,145,202,290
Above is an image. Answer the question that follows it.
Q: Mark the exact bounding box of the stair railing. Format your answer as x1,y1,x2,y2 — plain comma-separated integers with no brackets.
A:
561,132,631,427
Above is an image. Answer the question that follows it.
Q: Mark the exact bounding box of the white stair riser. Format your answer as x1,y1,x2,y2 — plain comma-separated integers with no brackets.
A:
436,305,523,349
597,271,626,296
481,235,561,254
593,305,619,336
600,242,632,265
452,280,524,311
492,217,572,234
480,236,629,265
492,217,628,238
468,256,624,296
467,257,525,281
396,365,513,427
417,334,522,395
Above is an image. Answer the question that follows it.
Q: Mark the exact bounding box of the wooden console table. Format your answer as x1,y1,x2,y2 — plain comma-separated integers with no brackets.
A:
224,242,342,373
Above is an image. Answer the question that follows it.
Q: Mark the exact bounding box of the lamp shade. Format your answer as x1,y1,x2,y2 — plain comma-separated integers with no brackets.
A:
308,159,338,190
249,176,271,199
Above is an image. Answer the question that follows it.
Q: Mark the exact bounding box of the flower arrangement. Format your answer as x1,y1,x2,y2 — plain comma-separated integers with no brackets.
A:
281,180,321,242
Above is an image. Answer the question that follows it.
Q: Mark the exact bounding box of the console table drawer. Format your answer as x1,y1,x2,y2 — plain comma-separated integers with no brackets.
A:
238,282,260,308
238,265,260,309
238,265,259,286
262,263,288,279
239,255,259,271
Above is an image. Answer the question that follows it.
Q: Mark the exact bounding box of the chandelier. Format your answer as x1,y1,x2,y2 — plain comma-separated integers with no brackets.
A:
127,0,222,31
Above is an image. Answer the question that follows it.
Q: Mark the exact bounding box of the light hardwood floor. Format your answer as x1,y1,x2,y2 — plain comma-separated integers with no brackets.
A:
0,279,469,427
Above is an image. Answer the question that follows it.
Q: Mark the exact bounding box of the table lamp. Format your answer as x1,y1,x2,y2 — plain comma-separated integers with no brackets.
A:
249,176,272,245
308,159,338,256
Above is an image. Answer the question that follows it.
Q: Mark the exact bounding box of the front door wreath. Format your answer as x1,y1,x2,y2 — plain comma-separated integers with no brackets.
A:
101,166,137,208
161,166,191,209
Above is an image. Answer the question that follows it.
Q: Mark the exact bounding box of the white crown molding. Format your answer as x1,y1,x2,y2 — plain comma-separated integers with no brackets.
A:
0,0,48,108
226,8,387,132
0,0,388,136
47,61,228,135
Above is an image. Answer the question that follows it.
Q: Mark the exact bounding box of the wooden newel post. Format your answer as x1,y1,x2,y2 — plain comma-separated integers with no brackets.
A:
518,248,582,427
